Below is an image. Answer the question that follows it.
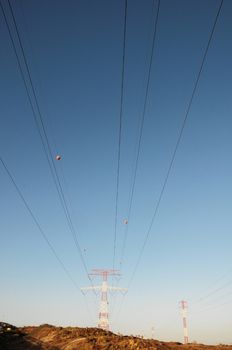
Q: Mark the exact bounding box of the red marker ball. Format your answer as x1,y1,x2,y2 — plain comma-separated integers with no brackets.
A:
56,155,61,160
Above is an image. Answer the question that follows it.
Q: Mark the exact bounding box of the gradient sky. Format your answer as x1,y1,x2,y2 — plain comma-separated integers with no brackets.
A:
0,0,232,344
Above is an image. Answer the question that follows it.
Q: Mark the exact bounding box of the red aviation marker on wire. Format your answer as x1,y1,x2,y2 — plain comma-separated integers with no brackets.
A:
55,155,61,161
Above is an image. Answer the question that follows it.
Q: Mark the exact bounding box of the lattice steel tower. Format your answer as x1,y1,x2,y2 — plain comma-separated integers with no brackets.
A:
81,269,127,331
179,300,189,344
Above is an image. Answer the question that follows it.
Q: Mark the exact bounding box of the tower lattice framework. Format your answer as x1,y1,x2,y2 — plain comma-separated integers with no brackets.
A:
179,300,189,344
81,269,127,331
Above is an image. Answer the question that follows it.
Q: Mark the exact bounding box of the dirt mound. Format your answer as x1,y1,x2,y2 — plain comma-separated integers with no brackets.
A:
21,325,232,350
0,322,57,350
1,323,232,350
21,324,175,349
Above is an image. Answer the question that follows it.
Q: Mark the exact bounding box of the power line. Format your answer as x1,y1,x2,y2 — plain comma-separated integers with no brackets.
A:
114,0,160,321
189,288,232,315
112,0,161,322
0,0,92,285
193,279,232,306
114,0,224,323
0,157,79,291
113,0,128,270
119,0,160,270
194,297,232,314
188,266,232,305
0,156,95,323
127,0,224,290
6,0,83,257
197,289,232,311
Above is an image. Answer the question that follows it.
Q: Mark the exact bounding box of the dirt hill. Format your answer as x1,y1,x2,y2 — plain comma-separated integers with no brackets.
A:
0,322,56,350
1,322,231,350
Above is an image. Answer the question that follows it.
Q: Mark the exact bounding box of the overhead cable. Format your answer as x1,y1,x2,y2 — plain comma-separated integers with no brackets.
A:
0,157,80,291
0,0,92,285
127,0,224,290
113,0,128,270
119,0,160,270
0,156,96,322
114,0,224,324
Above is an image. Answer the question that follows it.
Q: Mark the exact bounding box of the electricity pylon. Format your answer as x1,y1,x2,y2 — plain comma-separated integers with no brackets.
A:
179,300,189,344
81,269,127,331
151,326,155,339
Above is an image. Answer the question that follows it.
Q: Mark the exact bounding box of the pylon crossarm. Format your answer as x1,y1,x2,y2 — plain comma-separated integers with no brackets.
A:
108,286,127,295
81,286,101,295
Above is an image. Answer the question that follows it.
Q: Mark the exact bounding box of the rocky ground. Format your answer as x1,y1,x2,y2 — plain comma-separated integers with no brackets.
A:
0,322,231,350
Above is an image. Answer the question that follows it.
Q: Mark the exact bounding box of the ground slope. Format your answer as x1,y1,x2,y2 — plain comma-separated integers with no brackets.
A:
1,323,232,350
0,322,57,350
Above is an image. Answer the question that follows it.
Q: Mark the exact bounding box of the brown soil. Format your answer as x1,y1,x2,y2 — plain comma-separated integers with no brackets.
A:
1,322,231,350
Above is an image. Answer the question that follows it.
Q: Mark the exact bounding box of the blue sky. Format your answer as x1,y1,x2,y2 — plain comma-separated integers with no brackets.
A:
0,0,232,344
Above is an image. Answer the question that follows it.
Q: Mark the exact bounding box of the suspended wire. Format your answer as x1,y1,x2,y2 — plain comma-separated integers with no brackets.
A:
119,0,160,270
188,277,232,321
114,0,224,324
113,0,160,320
0,156,96,323
127,0,224,290
193,279,232,305
0,0,94,287
5,0,83,261
188,266,232,305
194,297,232,314
195,288,232,311
0,157,80,290
113,0,128,270
114,0,160,321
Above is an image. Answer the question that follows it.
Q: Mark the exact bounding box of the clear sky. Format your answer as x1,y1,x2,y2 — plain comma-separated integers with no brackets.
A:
0,0,232,345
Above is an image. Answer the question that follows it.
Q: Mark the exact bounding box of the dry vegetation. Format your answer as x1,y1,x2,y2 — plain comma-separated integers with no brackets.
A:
1,322,231,350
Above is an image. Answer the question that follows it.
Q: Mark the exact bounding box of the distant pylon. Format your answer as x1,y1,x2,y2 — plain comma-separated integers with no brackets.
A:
81,269,127,331
179,300,189,344
151,326,155,339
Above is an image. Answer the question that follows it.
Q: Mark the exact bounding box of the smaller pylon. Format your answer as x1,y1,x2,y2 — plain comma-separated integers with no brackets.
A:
151,326,155,339
179,300,189,344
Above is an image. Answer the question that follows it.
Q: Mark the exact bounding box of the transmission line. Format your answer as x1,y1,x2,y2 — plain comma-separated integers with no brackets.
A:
114,0,224,324
113,0,128,270
193,279,232,305
195,297,232,314
0,156,96,323
188,265,232,305
0,157,80,290
127,0,224,290
112,0,161,321
119,0,160,270
0,0,93,286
